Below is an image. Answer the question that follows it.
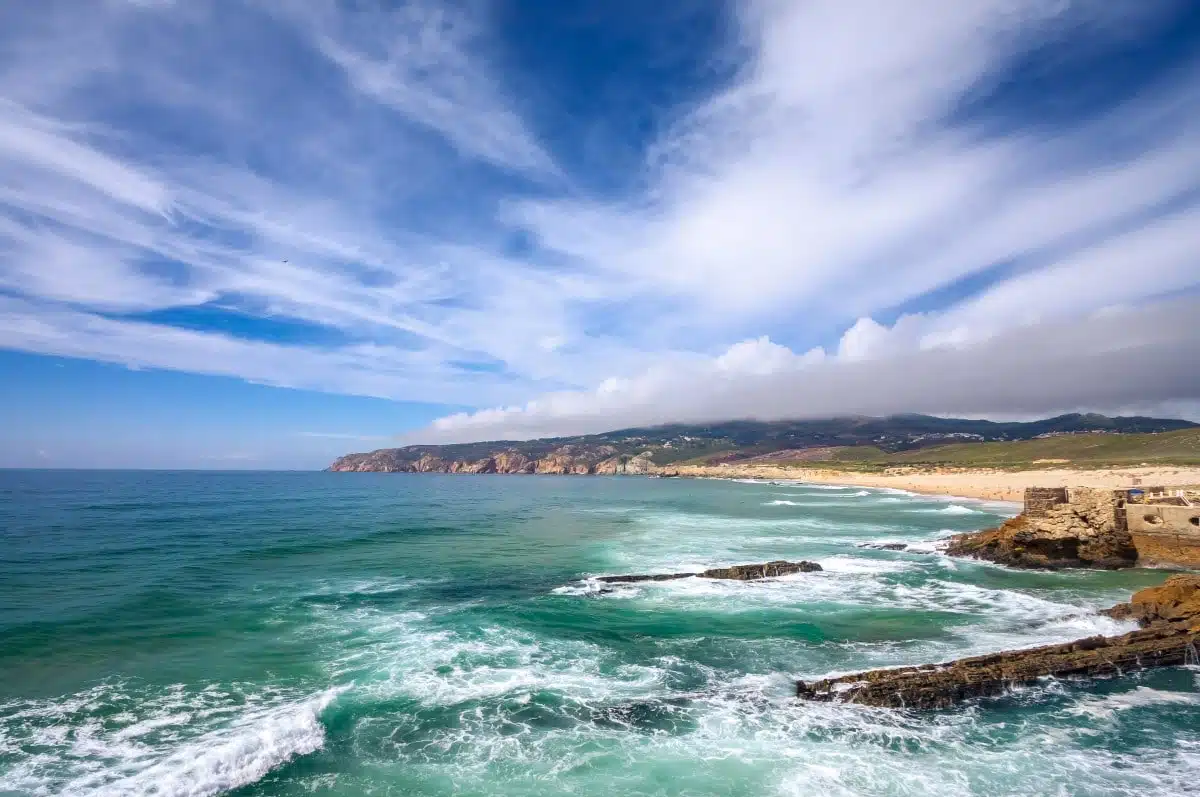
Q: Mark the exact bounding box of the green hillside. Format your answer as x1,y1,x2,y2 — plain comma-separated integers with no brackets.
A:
331,414,1199,472
842,428,1200,468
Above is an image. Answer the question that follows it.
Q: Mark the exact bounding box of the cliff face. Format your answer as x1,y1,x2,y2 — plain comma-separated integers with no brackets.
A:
328,445,658,476
326,414,1197,474
945,487,1138,569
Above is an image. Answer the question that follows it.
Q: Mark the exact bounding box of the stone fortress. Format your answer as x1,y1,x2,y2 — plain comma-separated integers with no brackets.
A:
1025,484,1200,568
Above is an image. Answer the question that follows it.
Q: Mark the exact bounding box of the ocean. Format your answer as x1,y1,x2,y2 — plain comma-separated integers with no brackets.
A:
1,471,1196,797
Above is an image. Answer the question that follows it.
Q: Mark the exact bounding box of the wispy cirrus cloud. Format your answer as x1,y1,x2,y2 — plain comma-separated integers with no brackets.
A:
298,432,394,442
0,0,608,406
508,1,1200,329
282,0,560,178
0,0,1197,452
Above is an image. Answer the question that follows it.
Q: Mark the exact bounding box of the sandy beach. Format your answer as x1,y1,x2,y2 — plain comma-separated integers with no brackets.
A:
671,464,1200,502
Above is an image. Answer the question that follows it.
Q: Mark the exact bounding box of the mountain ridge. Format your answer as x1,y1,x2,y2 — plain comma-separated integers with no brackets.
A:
327,414,1198,473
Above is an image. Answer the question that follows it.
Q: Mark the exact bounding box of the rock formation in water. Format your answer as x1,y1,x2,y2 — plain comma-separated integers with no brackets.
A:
796,575,1200,709
596,560,823,584
945,487,1138,569
1104,574,1200,625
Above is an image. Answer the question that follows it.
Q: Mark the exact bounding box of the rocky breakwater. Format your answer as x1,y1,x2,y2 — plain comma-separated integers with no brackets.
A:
797,575,1200,709
945,487,1138,569
596,560,823,584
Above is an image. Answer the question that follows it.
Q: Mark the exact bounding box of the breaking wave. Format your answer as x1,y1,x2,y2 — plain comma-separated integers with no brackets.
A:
924,504,980,515
0,684,346,797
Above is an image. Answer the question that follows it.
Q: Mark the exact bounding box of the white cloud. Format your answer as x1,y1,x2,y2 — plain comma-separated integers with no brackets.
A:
281,0,559,178
417,298,1200,443
0,0,1197,448
0,296,529,406
508,0,1200,335
298,432,393,442
715,336,824,374
0,0,607,401
0,101,171,214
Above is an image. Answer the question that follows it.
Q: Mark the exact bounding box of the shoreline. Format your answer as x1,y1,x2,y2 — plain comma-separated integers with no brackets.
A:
667,464,1200,502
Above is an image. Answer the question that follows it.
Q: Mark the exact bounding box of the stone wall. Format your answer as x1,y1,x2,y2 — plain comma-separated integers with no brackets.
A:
1128,504,1200,568
956,486,1198,570
1023,487,1069,517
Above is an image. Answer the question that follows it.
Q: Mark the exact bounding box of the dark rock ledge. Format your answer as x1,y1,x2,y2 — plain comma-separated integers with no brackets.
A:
597,560,822,584
796,575,1200,709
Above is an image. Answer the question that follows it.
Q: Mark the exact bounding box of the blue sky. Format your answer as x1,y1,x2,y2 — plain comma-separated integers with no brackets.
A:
1,0,1199,469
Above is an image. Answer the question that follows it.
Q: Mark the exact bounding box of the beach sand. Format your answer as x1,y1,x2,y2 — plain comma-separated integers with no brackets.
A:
672,464,1200,502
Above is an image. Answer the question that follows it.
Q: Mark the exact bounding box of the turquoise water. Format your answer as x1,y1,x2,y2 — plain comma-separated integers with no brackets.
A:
1,472,1197,797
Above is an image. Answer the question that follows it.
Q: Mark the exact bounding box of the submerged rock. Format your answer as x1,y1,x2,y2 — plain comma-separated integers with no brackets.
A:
797,575,1200,709
698,560,823,580
858,543,908,551
596,572,697,584
596,560,822,584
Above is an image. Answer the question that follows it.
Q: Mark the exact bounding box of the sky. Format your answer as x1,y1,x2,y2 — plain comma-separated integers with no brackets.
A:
1,0,1199,469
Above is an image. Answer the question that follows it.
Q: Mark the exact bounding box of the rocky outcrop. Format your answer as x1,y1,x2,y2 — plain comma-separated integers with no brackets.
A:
945,487,1137,569
492,450,537,473
595,452,658,475
597,560,822,584
449,458,497,474
329,444,637,475
797,575,1200,709
1104,575,1200,626
326,449,415,472
700,560,824,579
596,572,695,584
797,624,1199,709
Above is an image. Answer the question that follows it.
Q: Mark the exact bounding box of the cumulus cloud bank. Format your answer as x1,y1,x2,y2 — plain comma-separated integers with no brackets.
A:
418,299,1200,442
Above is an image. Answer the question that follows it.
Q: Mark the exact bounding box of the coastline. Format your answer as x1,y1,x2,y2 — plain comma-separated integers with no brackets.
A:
668,464,1200,502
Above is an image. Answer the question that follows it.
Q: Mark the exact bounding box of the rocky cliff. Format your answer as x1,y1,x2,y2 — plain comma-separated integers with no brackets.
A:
945,487,1138,569
326,414,1196,473
328,445,659,476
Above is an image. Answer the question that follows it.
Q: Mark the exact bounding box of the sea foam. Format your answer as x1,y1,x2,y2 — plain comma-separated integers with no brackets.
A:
80,688,345,797
0,684,346,797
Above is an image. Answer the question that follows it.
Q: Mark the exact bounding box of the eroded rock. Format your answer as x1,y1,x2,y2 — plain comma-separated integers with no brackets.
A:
945,488,1137,569
596,572,697,584
797,575,1200,709
1104,575,1200,627
698,560,823,580
797,624,1200,709
596,560,822,584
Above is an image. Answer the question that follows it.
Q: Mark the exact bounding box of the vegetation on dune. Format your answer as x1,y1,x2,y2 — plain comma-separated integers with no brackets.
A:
875,428,1200,467
795,428,1200,469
